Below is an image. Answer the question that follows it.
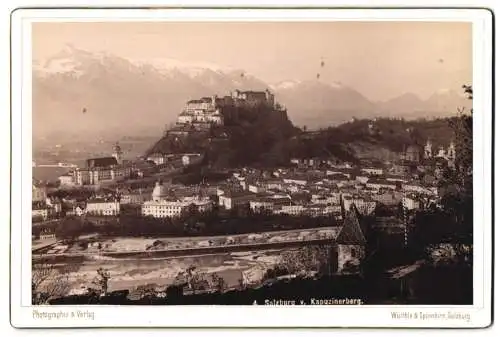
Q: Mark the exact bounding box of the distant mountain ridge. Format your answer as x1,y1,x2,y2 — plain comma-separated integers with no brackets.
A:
33,46,471,140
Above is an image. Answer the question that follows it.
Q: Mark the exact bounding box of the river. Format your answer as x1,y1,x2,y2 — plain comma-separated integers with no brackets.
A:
42,250,282,295
33,167,73,182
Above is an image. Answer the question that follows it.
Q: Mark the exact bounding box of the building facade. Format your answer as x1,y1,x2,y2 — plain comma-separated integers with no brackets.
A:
32,182,47,202
141,180,213,218
218,191,256,210
86,199,121,216
58,173,75,187
74,165,132,186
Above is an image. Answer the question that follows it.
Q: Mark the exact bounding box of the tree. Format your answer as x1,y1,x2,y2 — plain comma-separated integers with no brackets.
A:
441,85,473,235
278,245,330,277
55,216,84,241
181,266,209,294
211,273,227,293
32,264,73,304
416,85,474,264
136,284,158,303
181,203,199,221
89,268,111,297
237,277,246,291
451,96,473,193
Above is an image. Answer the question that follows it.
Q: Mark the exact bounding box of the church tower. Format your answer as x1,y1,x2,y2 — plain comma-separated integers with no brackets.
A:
112,142,123,165
424,139,433,159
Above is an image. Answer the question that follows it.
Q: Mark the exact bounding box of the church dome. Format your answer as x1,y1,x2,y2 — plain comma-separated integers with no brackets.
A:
152,180,168,200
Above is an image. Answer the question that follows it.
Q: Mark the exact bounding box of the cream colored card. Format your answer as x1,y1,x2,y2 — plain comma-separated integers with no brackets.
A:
10,6,492,328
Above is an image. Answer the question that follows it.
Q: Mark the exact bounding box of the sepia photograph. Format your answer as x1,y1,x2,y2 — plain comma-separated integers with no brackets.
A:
10,7,492,328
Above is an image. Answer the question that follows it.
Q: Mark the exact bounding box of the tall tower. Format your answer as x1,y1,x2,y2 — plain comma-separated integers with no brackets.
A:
265,89,275,107
112,142,123,164
424,139,433,159
447,141,456,166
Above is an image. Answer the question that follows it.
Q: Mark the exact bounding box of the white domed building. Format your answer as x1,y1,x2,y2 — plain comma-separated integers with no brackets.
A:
141,180,213,219
152,180,169,202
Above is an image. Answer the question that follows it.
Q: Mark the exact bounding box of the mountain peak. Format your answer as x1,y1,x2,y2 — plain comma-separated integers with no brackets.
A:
127,56,235,78
398,92,422,99
271,79,346,91
271,79,303,90
34,47,239,79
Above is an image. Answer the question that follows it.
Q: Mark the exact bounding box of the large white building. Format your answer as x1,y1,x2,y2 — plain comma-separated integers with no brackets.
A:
249,199,275,213
74,164,132,186
142,200,188,218
73,144,133,186
86,198,121,216
177,96,224,126
58,173,75,187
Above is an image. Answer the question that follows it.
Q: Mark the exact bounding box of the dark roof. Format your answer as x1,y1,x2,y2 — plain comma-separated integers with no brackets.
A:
366,178,397,186
434,157,449,165
336,208,366,245
86,157,118,168
373,216,405,228
362,166,384,170
240,90,267,95
87,198,118,204
187,97,212,104
330,173,350,181
224,190,256,199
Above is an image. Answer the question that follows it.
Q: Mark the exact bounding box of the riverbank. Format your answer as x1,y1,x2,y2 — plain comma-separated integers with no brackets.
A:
34,226,341,258
46,250,282,296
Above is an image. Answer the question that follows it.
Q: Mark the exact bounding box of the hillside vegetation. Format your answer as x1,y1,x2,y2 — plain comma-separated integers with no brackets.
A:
146,106,457,168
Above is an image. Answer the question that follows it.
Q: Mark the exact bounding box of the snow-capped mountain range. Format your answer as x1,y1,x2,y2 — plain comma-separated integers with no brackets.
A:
33,45,471,137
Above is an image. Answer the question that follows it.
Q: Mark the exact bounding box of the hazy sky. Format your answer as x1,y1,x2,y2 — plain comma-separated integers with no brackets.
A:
32,21,472,101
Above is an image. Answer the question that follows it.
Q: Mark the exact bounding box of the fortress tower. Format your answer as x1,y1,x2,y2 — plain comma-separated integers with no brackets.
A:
265,88,275,107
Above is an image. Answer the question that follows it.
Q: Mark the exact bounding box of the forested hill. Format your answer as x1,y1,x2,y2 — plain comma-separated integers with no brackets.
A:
255,117,456,165
146,105,457,168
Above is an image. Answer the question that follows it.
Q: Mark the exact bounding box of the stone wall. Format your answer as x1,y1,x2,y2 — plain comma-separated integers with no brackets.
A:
337,244,365,274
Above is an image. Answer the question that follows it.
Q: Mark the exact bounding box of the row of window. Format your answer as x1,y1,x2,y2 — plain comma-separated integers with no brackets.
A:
143,210,181,215
143,206,184,210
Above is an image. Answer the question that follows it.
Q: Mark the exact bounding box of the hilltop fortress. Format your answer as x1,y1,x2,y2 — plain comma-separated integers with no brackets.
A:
145,88,295,167
166,89,281,136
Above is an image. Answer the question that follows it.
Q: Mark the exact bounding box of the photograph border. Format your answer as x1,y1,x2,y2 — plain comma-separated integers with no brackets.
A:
9,6,494,329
